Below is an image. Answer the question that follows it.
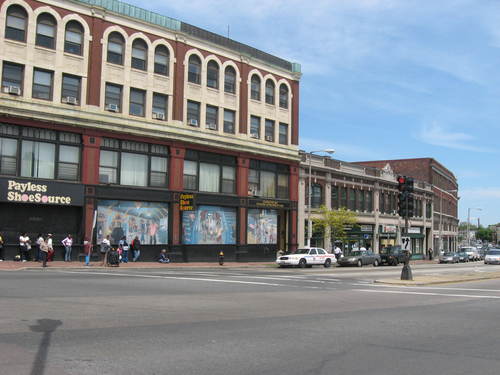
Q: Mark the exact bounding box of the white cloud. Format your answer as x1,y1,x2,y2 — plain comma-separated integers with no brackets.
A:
415,122,494,153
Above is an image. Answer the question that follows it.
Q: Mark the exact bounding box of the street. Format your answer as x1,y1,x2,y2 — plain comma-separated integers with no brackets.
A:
1,263,499,375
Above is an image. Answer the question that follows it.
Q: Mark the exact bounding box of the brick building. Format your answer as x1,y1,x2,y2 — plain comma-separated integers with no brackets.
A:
355,158,459,253
298,153,434,258
0,0,301,261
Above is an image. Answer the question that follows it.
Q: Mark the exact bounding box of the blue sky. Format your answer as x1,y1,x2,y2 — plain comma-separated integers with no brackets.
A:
127,0,500,225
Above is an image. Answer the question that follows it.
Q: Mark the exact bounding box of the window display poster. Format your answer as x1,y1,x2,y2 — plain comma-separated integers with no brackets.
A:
97,200,169,245
247,209,278,244
182,205,236,244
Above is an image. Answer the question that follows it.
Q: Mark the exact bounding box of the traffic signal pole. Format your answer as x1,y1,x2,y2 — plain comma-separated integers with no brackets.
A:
398,176,413,281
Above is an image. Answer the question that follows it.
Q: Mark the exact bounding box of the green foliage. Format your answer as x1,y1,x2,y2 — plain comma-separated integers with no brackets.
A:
312,206,357,243
476,227,493,242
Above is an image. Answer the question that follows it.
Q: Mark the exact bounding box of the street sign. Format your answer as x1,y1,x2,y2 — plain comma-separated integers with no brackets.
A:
401,236,412,251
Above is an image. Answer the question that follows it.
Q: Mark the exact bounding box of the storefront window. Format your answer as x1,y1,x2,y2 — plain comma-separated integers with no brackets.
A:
183,160,198,190
247,209,278,244
277,174,289,199
310,184,322,208
366,191,373,212
58,145,80,181
358,190,364,211
331,185,339,209
121,153,148,186
21,141,55,179
260,171,276,198
340,187,347,208
248,160,289,199
348,188,356,210
0,137,17,175
199,162,220,192
182,205,236,244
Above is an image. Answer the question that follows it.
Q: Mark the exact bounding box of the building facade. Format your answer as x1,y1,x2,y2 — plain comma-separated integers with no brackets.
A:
298,153,434,259
0,0,301,261
355,158,459,253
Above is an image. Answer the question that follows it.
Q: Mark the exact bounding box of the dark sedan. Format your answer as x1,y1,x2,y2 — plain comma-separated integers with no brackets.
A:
338,250,381,267
457,251,469,262
379,246,405,266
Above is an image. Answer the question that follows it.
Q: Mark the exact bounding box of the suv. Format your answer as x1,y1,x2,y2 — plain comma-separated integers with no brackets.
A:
459,246,479,261
379,246,406,266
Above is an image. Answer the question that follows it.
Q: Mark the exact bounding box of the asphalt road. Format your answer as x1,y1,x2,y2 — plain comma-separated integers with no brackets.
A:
1,263,500,375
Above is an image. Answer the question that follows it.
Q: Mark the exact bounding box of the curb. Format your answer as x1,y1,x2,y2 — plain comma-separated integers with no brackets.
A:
374,273,500,286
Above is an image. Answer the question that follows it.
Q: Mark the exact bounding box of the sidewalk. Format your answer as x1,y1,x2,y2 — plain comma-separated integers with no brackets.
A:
375,271,500,286
0,260,275,271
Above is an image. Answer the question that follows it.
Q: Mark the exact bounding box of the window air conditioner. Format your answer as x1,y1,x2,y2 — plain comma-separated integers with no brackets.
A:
4,86,21,95
153,112,165,120
250,133,259,139
188,119,199,126
99,174,109,184
206,123,217,130
106,104,119,112
64,96,78,105
265,135,273,142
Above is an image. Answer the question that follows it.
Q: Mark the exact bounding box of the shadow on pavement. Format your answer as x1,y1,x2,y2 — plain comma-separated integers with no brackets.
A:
29,319,62,375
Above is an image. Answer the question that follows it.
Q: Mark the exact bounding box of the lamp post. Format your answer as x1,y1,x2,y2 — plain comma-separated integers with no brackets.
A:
467,207,482,246
439,189,457,253
307,149,335,248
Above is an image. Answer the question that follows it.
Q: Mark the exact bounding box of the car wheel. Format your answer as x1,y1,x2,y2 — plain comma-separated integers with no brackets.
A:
373,259,379,267
324,258,332,268
298,258,306,268
357,260,362,267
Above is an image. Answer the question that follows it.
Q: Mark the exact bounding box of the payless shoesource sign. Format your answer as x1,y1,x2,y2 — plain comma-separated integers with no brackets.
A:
0,178,84,206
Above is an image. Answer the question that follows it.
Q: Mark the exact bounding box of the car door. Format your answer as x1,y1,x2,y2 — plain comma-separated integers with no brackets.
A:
308,248,318,264
317,248,327,264
365,251,374,265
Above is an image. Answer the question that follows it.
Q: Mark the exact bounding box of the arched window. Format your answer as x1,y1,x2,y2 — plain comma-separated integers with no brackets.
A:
107,32,125,65
206,60,219,89
5,5,28,42
224,66,236,94
188,55,201,84
36,13,57,49
265,79,275,105
250,75,261,100
131,39,148,71
279,84,289,109
64,21,84,55
154,45,169,76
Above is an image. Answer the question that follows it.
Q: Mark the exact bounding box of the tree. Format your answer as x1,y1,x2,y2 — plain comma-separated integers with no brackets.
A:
312,206,358,245
476,226,493,242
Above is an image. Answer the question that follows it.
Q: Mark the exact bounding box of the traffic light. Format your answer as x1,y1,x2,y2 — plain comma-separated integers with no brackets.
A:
397,176,415,218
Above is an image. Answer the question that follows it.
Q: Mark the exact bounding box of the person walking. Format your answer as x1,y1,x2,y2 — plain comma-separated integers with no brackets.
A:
131,236,141,262
333,245,342,261
39,235,49,267
46,234,54,261
19,232,30,262
35,233,44,262
428,248,433,261
0,232,4,261
118,236,129,263
62,234,73,262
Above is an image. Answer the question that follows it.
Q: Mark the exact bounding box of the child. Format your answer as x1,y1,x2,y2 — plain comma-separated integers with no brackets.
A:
158,249,170,264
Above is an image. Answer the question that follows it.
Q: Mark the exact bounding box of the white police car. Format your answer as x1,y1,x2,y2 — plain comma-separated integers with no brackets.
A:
276,247,337,268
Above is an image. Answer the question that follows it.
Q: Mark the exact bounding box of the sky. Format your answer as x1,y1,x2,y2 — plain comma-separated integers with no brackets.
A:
126,0,499,225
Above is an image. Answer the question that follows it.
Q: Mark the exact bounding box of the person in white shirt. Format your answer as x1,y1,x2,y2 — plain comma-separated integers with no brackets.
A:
46,234,54,261
100,235,111,266
333,245,342,260
19,232,30,262
62,234,73,262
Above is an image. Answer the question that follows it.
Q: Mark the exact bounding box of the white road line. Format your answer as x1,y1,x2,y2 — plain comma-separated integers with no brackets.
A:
229,275,326,283
57,271,287,287
355,289,500,299
367,284,500,293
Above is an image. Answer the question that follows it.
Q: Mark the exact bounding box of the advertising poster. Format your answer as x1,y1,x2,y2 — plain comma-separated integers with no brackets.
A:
247,209,278,244
97,200,169,245
182,205,236,244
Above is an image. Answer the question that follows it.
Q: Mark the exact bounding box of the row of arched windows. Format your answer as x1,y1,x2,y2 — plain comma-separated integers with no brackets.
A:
5,5,85,55
251,74,288,109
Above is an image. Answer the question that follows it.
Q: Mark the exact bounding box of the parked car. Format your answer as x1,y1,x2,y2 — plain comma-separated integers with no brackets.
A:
439,252,460,264
457,251,469,262
379,246,406,266
276,247,337,268
459,247,480,261
337,250,381,267
484,249,500,265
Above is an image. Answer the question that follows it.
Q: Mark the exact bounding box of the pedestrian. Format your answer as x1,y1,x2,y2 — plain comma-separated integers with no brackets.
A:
46,234,54,261
35,233,44,262
62,234,73,262
39,235,49,268
131,236,141,262
118,236,129,263
19,232,30,262
0,232,4,261
83,239,92,266
428,248,433,261
157,249,170,263
333,245,342,260
100,235,111,266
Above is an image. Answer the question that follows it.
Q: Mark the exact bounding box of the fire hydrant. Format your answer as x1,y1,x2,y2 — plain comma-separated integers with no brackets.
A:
218,251,224,266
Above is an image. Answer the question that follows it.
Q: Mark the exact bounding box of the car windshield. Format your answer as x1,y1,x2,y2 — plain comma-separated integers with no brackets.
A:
458,252,467,256
443,253,455,256
487,250,500,255
460,247,473,252
380,248,393,254
295,249,310,254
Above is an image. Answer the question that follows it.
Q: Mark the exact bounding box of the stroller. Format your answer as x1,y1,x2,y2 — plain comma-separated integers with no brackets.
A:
107,248,120,267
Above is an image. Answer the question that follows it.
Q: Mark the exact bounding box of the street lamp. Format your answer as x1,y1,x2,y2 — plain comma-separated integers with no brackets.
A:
439,189,457,253
307,149,335,248
467,207,482,246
